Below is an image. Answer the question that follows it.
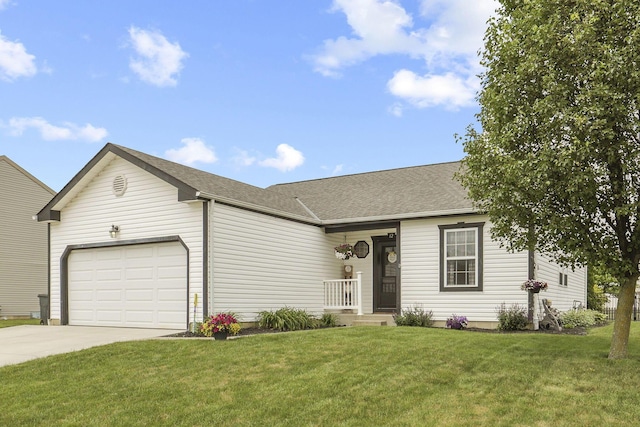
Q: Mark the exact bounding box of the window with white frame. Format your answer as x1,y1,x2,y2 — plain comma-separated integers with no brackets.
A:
439,223,484,291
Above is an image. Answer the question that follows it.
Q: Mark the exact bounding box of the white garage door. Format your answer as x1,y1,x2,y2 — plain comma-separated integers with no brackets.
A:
68,242,187,329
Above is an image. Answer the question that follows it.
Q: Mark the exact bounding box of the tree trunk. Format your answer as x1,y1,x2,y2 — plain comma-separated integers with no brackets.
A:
608,275,639,359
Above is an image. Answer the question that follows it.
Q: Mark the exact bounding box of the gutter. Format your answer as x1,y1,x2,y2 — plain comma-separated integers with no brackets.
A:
320,208,478,225
198,191,477,226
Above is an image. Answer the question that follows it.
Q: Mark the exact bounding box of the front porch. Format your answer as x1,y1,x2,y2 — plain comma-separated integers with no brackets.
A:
323,272,396,326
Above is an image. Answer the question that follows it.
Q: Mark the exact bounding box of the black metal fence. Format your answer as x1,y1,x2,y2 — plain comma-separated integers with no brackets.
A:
604,294,640,321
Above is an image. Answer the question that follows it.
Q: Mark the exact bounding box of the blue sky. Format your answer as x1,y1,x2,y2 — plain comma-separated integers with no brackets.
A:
0,0,497,192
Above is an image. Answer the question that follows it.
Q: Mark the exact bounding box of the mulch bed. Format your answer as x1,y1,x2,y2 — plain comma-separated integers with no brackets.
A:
464,326,588,335
165,325,590,338
164,327,283,338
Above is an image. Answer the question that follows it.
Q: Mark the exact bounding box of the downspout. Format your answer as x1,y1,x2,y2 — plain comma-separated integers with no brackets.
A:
528,247,535,323
527,225,538,329
396,224,401,315
47,223,51,325
202,201,209,320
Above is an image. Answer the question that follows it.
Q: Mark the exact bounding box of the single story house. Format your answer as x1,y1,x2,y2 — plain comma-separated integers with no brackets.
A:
1,155,56,318
37,143,587,329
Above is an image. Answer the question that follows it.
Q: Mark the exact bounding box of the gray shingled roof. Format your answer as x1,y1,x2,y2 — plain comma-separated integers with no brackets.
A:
267,161,473,221
117,145,473,222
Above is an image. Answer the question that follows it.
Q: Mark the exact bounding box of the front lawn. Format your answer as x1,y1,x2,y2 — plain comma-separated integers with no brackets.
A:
0,318,41,328
2,324,639,426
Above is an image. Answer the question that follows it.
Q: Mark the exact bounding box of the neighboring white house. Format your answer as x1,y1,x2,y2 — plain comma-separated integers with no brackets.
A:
37,143,587,329
1,155,56,318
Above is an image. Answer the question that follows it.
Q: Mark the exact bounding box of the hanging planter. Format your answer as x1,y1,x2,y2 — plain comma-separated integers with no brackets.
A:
334,243,355,260
521,279,548,293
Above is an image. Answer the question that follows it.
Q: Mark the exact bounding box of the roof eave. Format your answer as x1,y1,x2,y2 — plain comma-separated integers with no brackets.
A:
320,207,479,226
198,191,322,225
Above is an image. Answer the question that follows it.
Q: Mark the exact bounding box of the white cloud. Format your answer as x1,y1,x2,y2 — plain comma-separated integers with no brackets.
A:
309,0,497,109
165,138,217,165
128,26,188,87
387,69,477,109
0,31,37,81
4,117,107,142
0,0,11,11
259,144,305,172
232,148,257,167
310,0,426,77
387,102,404,117
332,164,344,175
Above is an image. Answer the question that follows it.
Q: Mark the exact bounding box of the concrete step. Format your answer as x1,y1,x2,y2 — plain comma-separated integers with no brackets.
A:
352,319,388,326
335,313,396,326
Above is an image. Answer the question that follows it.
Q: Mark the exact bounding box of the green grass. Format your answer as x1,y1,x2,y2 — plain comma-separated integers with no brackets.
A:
0,318,41,328
2,324,640,426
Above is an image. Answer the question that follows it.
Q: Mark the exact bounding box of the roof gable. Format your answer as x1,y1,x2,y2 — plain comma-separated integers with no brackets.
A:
0,155,56,196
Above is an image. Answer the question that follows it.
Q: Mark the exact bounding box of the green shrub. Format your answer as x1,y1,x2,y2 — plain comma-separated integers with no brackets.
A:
319,313,338,328
560,309,607,329
587,283,607,312
394,304,434,327
496,303,528,331
257,307,315,331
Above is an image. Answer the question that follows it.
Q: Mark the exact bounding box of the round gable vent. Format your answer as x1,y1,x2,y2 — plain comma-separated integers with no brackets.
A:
112,175,128,197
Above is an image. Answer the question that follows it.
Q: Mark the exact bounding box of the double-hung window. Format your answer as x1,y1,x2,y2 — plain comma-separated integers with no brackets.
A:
439,223,484,291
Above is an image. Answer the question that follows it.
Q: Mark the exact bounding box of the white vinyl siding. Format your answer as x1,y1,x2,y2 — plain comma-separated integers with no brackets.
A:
49,157,203,327
401,215,530,322
0,157,54,317
210,203,337,322
534,252,587,312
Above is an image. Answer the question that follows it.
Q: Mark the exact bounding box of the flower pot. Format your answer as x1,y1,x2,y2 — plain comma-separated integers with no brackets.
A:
213,331,228,340
530,288,541,294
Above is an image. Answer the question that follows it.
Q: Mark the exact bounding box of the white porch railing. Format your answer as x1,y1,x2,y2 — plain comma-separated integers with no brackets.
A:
323,271,362,315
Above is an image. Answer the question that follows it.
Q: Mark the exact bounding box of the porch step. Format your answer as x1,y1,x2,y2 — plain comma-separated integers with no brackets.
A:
335,313,396,327
352,319,388,326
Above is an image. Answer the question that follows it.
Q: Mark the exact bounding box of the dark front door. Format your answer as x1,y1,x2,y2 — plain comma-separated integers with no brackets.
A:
373,236,398,312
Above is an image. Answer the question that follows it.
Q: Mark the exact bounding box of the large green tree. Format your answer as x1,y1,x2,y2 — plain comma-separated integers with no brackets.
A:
459,0,640,358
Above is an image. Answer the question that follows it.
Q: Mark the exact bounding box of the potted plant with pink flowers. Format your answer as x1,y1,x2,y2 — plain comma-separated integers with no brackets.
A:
201,313,241,340
334,243,355,260
521,279,548,293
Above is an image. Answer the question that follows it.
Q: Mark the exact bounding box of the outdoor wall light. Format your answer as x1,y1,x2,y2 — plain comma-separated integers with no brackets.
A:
109,224,120,238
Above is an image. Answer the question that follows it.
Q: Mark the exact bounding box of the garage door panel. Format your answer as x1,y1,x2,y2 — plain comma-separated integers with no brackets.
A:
69,269,94,282
95,289,122,301
125,311,154,324
97,310,122,322
125,267,154,280
157,265,185,279
125,245,155,258
126,289,154,301
95,268,122,281
158,289,184,301
96,250,122,261
70,309,94,321
68,242,187,329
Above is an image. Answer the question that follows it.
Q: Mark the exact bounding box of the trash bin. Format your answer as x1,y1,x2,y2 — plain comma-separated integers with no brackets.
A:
37,294,49,325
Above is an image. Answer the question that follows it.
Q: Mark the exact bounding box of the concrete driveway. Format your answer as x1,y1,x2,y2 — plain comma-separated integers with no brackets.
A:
0,325,183,367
